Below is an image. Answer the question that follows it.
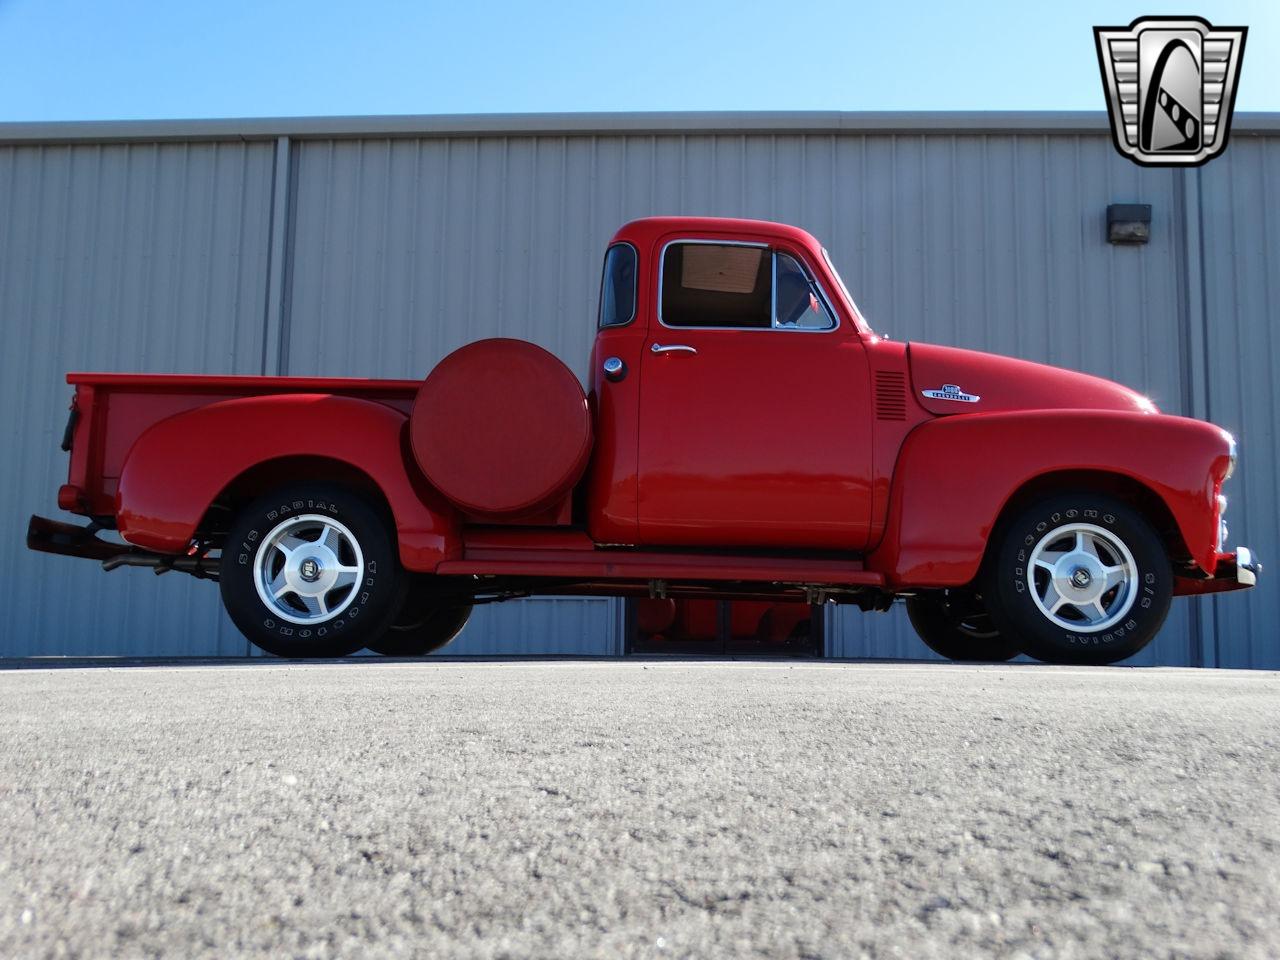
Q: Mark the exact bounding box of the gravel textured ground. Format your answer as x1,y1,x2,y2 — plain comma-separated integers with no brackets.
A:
0,660,1278,959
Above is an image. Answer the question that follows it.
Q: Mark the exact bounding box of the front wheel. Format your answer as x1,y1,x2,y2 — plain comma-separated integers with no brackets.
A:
219,484,405,658
983,494,1172,665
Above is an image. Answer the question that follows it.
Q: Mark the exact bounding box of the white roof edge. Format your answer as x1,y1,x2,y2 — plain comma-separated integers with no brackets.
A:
0,110,1277,144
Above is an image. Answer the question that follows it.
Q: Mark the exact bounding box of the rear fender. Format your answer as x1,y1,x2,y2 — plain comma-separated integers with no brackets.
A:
116,394,459,571
867,410,1233,587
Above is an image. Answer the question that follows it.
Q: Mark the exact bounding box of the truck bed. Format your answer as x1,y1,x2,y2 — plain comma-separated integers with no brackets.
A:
61,373,422,518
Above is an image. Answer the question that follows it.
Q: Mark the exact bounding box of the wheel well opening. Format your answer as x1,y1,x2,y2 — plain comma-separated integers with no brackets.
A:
197,456,395,545
985,470,1193,573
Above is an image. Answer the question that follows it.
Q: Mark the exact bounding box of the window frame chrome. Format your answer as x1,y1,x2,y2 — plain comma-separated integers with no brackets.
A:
771,249,838,332
821,246,867,329
656,237,841,334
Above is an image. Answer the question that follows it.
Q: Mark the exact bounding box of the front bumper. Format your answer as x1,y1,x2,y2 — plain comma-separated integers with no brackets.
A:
1234,546,1260,587
1174,546,1262,596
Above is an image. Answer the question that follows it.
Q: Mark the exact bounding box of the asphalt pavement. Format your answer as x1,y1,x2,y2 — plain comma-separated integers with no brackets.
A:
0,659,1277,959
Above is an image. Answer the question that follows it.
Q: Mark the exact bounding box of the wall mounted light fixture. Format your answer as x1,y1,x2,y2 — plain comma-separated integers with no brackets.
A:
1107,203,1152,245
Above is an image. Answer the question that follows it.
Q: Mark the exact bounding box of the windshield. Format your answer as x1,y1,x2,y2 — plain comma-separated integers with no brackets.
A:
822,247,868,330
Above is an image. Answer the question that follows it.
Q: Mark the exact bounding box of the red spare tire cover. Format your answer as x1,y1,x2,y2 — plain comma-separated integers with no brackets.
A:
410,338,592,519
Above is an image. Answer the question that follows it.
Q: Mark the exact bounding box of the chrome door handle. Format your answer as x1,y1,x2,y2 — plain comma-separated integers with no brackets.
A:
651,343,697,355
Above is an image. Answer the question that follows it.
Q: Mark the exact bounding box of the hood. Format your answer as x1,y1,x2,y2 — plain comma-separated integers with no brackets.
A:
907,342,1156,416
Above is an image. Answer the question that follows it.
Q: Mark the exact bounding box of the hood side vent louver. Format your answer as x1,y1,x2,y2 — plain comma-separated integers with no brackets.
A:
875,370,908,421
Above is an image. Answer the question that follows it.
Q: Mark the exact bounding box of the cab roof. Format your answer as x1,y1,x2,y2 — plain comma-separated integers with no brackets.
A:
609,216,826,253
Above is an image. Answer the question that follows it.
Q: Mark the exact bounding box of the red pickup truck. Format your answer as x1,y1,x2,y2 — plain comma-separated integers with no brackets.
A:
28,217,1258,664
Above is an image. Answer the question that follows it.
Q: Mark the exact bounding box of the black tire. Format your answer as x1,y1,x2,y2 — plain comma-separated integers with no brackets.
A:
983,494,1172,665
905,590,1020,662
219,484,405,658
367,592,473,657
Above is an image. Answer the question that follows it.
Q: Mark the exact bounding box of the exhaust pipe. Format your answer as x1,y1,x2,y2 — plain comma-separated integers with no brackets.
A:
28,515,218,581
101,553,219,580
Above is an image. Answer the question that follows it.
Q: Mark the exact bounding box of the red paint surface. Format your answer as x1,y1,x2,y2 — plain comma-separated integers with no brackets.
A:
866,409,1232,584
115,393,457,570
410,339,591,520
587,218,877,549
907,342,1155,417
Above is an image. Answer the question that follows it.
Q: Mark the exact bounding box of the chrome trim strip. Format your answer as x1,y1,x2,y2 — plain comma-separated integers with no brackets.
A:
770,248,778,331
772,250,837,331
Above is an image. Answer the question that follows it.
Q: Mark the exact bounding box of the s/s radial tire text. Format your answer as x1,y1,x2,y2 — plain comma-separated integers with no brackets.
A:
983,493,1172,665
219,484,405,658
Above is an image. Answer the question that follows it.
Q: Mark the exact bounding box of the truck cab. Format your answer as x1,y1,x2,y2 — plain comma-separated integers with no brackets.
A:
588,218,875,552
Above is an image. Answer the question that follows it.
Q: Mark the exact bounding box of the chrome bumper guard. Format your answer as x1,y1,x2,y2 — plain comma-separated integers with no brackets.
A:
1235,546,1260,587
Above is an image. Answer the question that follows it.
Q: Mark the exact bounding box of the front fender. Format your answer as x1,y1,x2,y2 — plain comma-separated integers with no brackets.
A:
866,410,1233,587
116,394,459,571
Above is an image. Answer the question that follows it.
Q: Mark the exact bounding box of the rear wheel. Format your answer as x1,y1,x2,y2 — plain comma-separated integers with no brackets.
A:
905,590,1020,662
219,484,405,658
983,493,1172,665
367,584,473,657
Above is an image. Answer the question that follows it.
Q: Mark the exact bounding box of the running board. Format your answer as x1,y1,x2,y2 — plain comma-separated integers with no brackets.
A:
438,540,882,587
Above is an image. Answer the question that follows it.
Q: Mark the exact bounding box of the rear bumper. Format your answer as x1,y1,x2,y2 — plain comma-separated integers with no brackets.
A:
27,515,132,562
1174,546,1261,596
27,515,218,579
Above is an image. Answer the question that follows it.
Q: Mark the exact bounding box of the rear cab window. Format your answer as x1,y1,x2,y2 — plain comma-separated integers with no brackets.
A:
660,241,836,331
598,243,637,328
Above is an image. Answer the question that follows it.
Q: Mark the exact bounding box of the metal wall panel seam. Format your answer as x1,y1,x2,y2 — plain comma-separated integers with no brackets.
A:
277,137,302,375
1192,162,1223,668
1177,165,1211,666
261,136,291,377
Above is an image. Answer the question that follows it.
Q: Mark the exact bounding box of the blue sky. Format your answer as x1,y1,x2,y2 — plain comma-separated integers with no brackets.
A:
0,0,1274,121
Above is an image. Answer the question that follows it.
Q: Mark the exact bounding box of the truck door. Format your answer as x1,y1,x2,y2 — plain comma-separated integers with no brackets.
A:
636,239,873,551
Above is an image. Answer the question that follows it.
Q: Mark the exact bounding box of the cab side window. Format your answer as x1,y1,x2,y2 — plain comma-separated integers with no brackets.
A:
598,244,637,328
773,253,836,331
661,243,771,328
660,242,836,331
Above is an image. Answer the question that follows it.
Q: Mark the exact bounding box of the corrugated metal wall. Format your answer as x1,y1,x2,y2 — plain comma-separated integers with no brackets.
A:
1,141,273,656
1199,135,1280,670
1,117,1274,665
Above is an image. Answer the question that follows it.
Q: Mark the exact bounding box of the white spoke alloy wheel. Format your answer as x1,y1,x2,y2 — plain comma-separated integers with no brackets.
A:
1027,522,1138,633
253,514,364,626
